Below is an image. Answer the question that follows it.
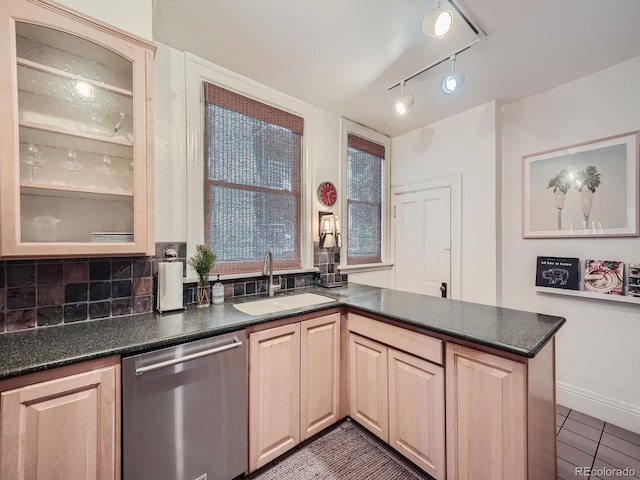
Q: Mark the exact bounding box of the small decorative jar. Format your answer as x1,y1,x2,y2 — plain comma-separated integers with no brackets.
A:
212,282,225,304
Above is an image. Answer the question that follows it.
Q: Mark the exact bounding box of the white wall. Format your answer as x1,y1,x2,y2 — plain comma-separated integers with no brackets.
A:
154,43,187,242
55,0,152,40
389,102,499,305
501,56,640,433
309,108,342,239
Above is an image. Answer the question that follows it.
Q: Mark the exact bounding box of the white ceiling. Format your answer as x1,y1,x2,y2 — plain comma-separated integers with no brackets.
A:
152,0,640,138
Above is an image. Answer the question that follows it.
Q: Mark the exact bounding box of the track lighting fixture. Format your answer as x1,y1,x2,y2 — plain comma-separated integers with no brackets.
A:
422,0,454,38
394,81,414,115
441,54,465,94
387,0,485,114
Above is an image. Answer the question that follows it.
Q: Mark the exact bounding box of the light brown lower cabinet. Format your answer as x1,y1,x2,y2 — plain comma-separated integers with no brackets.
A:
348,333,389,441
249,312,341,472
388,348,445,479
0,356,120,480
300,314,341,440
446,341,557,480
348,330,446,479
249,322,301,472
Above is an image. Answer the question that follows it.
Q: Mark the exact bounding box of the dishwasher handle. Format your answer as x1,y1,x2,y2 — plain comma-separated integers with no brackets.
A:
135,338,243,375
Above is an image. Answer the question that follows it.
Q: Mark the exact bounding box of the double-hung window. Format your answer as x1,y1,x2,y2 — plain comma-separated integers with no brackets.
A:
203,82,304,274
342,120,390,268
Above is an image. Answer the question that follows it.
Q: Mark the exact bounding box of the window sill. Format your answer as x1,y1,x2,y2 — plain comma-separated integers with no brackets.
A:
338,262,394,274
183,267,319,283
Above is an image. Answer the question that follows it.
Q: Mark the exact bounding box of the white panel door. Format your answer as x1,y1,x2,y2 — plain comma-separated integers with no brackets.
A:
395,187,451,297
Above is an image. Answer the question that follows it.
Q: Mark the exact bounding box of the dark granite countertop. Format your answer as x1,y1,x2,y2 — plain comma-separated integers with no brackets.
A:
0,284,565,380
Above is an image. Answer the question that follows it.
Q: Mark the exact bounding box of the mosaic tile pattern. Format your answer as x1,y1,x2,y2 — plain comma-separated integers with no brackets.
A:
0,257,153,334
181,273,317,306
164,242,348,306
314,242,347,286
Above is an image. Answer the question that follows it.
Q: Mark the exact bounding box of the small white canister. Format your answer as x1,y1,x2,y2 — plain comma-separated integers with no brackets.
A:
212,281,225,304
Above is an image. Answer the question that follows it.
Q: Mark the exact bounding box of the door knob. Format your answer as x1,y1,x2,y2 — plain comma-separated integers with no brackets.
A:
440,282,448,298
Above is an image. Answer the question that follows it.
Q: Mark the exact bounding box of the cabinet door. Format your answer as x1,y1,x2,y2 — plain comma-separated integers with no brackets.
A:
348,333,388,441
0,0,154,257
388,349,445,479
0,365,119,480
249,323,301,472
300,313,340,441
446,343,527,480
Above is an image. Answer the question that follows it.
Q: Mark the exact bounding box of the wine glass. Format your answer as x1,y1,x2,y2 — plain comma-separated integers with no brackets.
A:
94,155,115,188
106,106,125,137
21,143,48,182
63,150,84,186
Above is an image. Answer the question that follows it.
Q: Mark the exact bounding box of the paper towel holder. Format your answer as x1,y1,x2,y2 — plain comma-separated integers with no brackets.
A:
156,248,185,313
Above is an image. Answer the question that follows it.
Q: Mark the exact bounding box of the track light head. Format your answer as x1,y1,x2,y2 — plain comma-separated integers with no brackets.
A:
442,71,465,93
394,82,415,115
395,93,414,115
423,1,454,38
442,55,465,94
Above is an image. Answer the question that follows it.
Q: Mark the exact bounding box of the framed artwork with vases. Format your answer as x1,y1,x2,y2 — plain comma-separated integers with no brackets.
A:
522,131,639,238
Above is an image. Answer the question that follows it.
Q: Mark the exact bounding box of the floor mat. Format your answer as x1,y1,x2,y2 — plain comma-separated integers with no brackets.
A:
250,421,433,480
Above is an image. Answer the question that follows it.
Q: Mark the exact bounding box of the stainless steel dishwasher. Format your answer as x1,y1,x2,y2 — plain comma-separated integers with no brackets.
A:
122,330,247,480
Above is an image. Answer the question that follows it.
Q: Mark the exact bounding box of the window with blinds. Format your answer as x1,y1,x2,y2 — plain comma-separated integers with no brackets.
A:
203,83,303,274
346,133,384,265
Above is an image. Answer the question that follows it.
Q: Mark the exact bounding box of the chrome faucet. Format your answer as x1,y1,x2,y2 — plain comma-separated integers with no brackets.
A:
262,251,281,297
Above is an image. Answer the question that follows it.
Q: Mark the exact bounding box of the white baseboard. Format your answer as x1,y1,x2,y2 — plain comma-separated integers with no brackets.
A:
557,381,640,435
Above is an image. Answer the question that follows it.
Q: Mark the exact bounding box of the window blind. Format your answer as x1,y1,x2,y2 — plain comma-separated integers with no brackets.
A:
346,133,384,265
203,83,303,274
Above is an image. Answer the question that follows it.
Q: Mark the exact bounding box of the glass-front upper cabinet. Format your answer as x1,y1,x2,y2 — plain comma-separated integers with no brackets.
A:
0,0,155,257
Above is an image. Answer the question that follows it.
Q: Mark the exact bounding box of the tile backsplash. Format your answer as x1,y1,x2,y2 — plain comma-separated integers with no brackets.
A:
159,242,348,306
0,242,348,334
314,242,347,287
0,257,153,334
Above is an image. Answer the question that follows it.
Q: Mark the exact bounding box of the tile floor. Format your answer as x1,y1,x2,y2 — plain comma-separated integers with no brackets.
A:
556,405,640,479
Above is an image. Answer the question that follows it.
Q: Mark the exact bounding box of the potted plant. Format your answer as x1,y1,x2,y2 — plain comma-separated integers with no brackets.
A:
547,169,571,230
188,244,217,307
575,166,601,229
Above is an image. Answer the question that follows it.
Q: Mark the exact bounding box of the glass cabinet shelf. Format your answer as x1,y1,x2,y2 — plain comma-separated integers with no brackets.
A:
20,120,133,147
17,57,133,97
21,184,133,200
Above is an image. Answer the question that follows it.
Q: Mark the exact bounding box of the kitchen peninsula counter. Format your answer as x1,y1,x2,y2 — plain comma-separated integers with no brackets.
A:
0,284,565,380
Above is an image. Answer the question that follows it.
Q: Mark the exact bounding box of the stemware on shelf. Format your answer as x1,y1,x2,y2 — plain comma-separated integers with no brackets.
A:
106,106,125,137
63,149,84,186
21,143,48,182
94,154,115,188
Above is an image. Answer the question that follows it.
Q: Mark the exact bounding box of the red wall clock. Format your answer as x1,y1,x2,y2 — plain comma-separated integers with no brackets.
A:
317,181,337,207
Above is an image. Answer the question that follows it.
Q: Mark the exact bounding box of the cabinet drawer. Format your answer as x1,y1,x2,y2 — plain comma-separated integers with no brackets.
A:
347,313,443,365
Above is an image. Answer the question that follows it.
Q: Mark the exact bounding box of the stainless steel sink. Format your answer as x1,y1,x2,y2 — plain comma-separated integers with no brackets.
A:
233,293,335,316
